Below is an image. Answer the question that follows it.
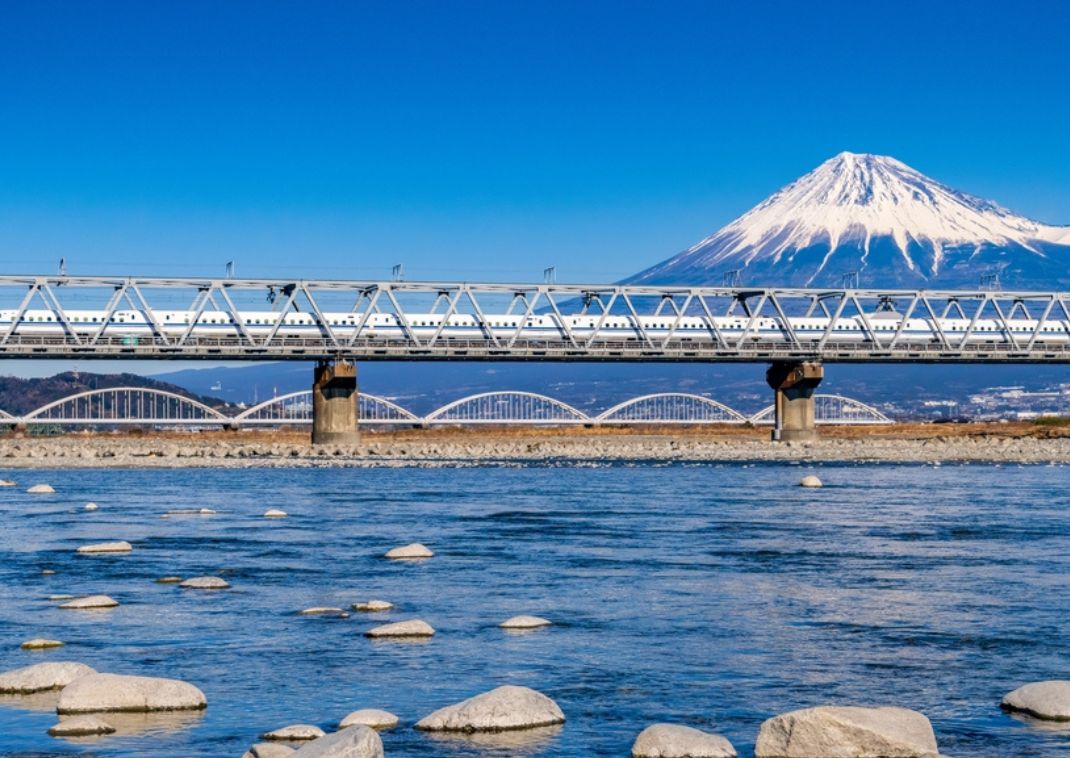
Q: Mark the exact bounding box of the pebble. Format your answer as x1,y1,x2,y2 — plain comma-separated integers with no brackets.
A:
754,705,941,757
20,638,65,650
364,619,435,638
59,595,119,610
261,724,326,741
500,615,552,630
0,661,96,693
299,607,350,618
352,600,394,612
1001,680,1070,720
162,508,216,517
156,576,183,583
57,673,207,713
41,569,56,575
290,725,382,757
179,576,230,589
632,723,737,757
27,483,56,494
49,594,77,600
83,503,98,511
415,684,565,732
338,709,400,730
264,509,288,518
48,714,116,737
384,543,433,559
76,541,132,554
799,474,823,488
243,743,296,758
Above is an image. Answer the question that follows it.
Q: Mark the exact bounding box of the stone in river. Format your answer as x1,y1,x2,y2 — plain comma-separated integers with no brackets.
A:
384,543,433,559
364,619,435,638
49,594,76,600
60,595,119,610
27,484,56,494
339,709,400,730
48,714,116,737
0,478,16,487
179,576,230,589
299,607,349,618
415,685,565,732
1001,680,1070,720
21,638,65,650
352,600,394,612
84,503,99,511
261,724,326,740
57,673,207,713
0,661,96,693
156,576,183,584
291,725,383,757
264,509,288,518
754,705,941,757
500,615,552,630
76,541,132,554
632,723,737,757
799,475,823,488
244,744,297,758
41,569,56,575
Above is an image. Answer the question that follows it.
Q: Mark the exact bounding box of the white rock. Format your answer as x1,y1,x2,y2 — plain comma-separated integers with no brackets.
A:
41,569,57,575
261,724,326,741
48,714,116,737
59,595,119,610
415,685,565,732
1001,680,1070,720
57,673,207,713
632,723,737,757
264,509,288,518
0,661,96,693
156,576,183,583
76,541,132,554
179,576,230,589
244,744,297,758
162,508,216,517
299,607,349,618
49,594,76,600
339,709,399,730
21,638,65,650
384,543,433,559
364,619,435,638
754,706,940,757
27,484,56,494
352,600,394,612
799,475,823,488
291,725,383,757
0,478,16,487
500,615,552,630
84,503,99,511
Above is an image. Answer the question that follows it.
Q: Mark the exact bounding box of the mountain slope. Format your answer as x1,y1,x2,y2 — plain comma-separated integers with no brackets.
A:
628,152,1070,289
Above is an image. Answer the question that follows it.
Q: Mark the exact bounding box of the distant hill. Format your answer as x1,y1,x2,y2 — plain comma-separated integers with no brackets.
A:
0,371,233,416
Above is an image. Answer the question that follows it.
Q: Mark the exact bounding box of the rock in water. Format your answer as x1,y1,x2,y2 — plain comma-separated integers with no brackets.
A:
754,706,940,757
243,744,297,758
364,619,435,638
156,576,183,584
339,709,399,730
0,479,16,487
299,607,349,618
500,615,552,630
1001,680,1070,720
261,724,326,740
84,503,99,511
291,725,383,757
632,723,737,757
76,541,132,554
179,576,230,589
20,638,65,650
264,509,288,518
352,600,394,612
799,475,822,488
48,715,116,736
59,595,119,609
57,673,207,713
0,661,96,693
415,685,565,732
384,543,433,559
27,484,56,494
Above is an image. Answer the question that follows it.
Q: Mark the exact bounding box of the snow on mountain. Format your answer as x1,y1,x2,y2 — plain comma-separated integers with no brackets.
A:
628,152,1070,289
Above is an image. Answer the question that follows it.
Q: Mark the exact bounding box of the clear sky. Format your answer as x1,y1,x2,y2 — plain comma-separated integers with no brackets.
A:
1,0,1069,285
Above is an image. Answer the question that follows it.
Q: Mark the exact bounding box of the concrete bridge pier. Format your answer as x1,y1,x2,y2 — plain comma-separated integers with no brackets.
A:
766,361,824,442
311,359,360,445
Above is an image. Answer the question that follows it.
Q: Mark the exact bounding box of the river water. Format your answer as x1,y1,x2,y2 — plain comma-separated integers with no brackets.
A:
1,462,1069,757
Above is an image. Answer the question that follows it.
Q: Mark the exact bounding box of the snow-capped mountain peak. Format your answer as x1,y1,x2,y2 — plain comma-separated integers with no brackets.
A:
629,152,1070,289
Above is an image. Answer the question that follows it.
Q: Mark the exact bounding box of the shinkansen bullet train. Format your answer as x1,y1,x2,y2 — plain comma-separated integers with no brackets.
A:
1,308,1068,343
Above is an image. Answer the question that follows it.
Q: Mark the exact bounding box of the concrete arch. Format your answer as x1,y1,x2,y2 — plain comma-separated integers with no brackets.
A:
425,391,589,424
23,387,229,424
750,394,893,425
234,390,419,424
595,393,748,424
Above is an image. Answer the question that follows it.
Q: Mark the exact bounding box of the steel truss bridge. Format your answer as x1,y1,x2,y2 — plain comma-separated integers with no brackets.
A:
0,387,891,428
3,275,1070,362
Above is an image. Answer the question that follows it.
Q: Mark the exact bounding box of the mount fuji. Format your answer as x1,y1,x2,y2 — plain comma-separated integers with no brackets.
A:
627,152,1070,289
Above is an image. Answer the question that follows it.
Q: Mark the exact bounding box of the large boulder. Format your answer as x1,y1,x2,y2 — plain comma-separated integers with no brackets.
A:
57,673,207,713
384,543,433,559
261,724,326,740
0,661,96,693
48,714,116,736
799,475,823,488
500,615,552,630
632,723,737,757
27,484,56,494
754,706,941,757
1001,680,1070,720
339,709,399,730
415,685,565,732
76,541,132,554
292,725,383,757
364,619,435,638
59,595,119,610
243,744,296,758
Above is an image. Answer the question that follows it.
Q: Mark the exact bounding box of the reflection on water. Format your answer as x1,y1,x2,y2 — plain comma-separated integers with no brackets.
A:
0,463,1069,757
51,709,206,739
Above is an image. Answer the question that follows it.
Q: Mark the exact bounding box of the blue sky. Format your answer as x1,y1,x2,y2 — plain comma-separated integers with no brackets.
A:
1,0,1069,285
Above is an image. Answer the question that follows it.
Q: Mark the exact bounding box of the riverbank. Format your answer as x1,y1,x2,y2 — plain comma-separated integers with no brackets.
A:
2,422,1070,466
